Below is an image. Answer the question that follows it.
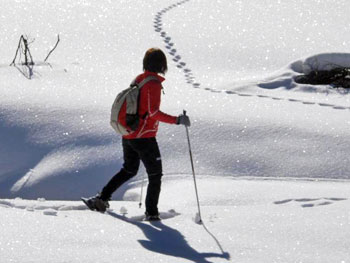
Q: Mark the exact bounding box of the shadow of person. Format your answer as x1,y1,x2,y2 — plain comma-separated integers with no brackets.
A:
107,211,230,263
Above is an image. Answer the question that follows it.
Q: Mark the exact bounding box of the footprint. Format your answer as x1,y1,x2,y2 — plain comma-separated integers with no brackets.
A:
325,198,347,201
43,209,57,216
302,204,315,208
318,103,333,107
333,106,347,110
274,199,293,205
274,197,347,208
317,201,332,206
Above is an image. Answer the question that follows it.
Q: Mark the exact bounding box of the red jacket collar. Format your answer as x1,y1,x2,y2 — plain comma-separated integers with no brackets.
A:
144,71,165,83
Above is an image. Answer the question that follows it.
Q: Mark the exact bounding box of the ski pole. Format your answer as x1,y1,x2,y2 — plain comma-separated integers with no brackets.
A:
139,173,145,208
183,110,202,223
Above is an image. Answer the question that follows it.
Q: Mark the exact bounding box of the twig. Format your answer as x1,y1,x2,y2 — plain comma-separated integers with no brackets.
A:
10,35,34,66
10,35,24,66
23,37,34,66
44,35,60,62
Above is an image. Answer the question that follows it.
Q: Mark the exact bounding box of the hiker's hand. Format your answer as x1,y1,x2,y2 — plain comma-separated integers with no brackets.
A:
177,114,191,127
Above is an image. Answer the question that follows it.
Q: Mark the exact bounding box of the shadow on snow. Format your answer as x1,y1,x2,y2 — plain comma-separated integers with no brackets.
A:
107,211,230,263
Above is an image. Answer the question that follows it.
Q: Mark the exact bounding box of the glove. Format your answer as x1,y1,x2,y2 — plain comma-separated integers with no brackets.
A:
177,114,191,127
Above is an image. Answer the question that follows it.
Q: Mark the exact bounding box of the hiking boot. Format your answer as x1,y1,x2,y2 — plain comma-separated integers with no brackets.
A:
82,194,110,213
145,212,161,221
94,197,110,213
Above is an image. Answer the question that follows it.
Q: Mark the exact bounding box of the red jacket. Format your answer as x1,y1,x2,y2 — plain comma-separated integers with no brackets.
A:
123,71,177,139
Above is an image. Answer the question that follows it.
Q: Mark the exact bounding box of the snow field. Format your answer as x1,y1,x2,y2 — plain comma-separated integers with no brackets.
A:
1,177,349,262
1,0,350,262
1,0,350,199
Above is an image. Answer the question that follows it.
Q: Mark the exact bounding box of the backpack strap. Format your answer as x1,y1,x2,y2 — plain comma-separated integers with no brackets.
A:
134,76,162,121
136,75,160,88
130,77,137,87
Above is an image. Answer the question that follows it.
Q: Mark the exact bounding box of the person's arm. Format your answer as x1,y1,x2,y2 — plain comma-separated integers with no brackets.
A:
147,83,177,124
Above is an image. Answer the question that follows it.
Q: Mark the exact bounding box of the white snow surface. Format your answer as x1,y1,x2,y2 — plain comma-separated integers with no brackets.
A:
1,0,350,262
1,178,350,263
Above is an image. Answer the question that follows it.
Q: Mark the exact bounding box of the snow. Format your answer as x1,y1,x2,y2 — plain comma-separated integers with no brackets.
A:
1,178,350,262
1,0,350,262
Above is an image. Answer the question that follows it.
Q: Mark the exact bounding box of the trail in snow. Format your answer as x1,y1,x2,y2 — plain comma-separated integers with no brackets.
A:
155,0,350,112
154,0,201,90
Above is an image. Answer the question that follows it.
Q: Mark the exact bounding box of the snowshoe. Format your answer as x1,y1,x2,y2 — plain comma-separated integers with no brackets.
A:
81,195,110,213
144,212,161,221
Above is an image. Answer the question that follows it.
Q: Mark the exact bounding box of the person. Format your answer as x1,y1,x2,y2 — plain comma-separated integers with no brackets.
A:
83,48,190,221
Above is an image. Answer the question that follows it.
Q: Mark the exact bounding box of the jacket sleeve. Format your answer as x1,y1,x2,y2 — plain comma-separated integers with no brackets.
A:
147,83,177,124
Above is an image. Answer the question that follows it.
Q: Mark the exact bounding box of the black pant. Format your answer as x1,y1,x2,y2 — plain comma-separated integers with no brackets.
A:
101,137,162,215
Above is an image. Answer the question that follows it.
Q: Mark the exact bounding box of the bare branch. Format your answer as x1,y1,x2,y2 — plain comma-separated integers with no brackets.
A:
44,34,60,62
10,35,34,66
10,35,24,66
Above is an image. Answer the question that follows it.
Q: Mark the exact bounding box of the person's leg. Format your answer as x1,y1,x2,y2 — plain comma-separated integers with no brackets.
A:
131,137,162,216
145,174,162,216
100,139,140,201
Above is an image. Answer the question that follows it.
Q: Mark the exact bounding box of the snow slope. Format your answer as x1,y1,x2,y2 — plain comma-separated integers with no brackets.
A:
1,0,350,199
1,177,350,263
1,0,350,262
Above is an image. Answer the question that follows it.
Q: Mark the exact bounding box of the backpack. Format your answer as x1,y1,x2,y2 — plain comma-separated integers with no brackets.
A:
110,76,160,135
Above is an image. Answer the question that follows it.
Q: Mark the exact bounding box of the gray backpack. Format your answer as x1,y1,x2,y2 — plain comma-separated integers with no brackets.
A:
110,76,159,135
